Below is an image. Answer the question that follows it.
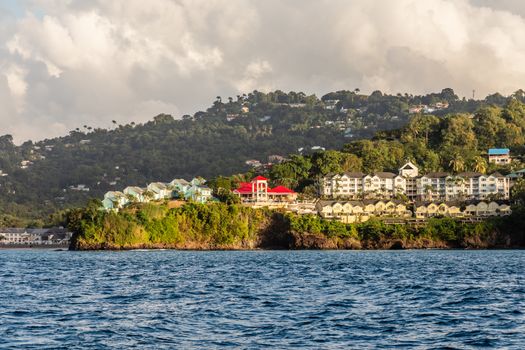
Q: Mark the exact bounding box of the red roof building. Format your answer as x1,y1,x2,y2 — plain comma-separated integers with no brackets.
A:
233,176,297,203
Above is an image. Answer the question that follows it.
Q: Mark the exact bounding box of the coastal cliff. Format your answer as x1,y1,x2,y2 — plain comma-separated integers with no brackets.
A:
68,202,524,250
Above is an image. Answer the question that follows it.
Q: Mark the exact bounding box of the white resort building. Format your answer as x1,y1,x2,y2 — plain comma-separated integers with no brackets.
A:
321,162,510,201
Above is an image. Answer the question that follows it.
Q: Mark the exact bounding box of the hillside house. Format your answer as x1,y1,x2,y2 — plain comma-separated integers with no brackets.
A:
488,148,511,164
102,191,129,210
185,184,213,203
123,186,145,202
170,179,191,196
147,182,171,200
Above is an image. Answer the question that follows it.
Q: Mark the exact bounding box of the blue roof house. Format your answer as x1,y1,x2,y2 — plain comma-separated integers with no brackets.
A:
488,148,510,165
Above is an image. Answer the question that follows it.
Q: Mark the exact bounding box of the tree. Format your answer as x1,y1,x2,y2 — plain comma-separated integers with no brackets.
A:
312,150,344,176
449,154,465,173
341,153,363,172
471,156,487,173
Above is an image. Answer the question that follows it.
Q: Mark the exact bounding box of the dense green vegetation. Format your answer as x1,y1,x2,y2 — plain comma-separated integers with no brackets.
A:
263,98,525,192
68,200,524,250
1,88,525,225
286,214,502,245
68,201,272,249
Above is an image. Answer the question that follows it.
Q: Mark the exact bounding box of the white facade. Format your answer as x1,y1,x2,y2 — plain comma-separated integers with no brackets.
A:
147,182,172,200
0,229,72,245
321,163,511,201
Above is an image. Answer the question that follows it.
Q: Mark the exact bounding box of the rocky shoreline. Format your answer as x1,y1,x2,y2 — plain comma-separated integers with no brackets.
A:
71,231,520,251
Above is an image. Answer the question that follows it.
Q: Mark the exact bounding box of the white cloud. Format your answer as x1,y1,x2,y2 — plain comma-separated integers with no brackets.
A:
1,0,525,142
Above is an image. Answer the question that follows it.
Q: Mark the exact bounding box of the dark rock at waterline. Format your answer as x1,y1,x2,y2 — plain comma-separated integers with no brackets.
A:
389,240,405,250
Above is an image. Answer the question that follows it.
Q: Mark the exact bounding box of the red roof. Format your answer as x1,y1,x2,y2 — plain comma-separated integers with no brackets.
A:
252,175,268,181
268,186,296,194
234,180,295,195
234,182,254,194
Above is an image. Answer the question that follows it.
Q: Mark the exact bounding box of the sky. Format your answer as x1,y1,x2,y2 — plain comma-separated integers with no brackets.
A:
2,0,525,143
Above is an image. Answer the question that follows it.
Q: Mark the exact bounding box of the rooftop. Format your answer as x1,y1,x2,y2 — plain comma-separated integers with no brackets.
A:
488,148,510,155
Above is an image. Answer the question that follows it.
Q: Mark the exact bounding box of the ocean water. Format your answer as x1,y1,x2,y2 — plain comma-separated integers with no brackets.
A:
0,250,524,349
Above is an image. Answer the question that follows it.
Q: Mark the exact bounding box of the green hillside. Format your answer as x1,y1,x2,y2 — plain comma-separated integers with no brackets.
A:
0,88,522,225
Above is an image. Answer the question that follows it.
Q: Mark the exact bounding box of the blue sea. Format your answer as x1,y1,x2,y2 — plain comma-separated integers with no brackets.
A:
0,250,524,349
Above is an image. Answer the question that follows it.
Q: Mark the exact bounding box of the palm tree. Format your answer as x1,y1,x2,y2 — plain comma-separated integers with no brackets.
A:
449,154,465,173
471,156,487,173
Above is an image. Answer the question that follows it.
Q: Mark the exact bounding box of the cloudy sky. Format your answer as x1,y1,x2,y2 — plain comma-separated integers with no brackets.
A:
1,0,525,142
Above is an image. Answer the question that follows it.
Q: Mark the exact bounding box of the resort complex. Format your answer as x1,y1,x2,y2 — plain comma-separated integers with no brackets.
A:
320,162,510,201
102,162,517,224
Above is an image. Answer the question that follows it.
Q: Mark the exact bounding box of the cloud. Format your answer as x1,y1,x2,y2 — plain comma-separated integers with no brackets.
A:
1,0,525,142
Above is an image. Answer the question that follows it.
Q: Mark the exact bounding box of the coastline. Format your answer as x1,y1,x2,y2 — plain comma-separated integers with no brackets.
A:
70,232,522,251
0,245,69,249
67,202,525,252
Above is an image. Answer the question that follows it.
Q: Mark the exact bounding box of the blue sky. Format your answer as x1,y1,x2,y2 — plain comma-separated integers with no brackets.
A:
2,0,24,17
1,0,44,19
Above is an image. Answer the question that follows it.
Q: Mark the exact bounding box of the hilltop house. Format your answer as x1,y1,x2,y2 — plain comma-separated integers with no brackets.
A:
185,184,213,203
488,148,511,164
123,186,145,202
102,191,129,211
170,179,191,196
147,182,171,200
233,176,297,203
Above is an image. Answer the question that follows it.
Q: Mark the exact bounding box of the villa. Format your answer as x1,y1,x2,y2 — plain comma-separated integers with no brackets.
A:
147,182,171,200
123,186,145,202
170,179,191,195
102,191,129,211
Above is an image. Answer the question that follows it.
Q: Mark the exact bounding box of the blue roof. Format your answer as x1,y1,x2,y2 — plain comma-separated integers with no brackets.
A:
488,148,510,155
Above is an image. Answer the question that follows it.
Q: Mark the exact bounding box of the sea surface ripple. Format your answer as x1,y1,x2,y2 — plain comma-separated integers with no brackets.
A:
0,250,524,349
